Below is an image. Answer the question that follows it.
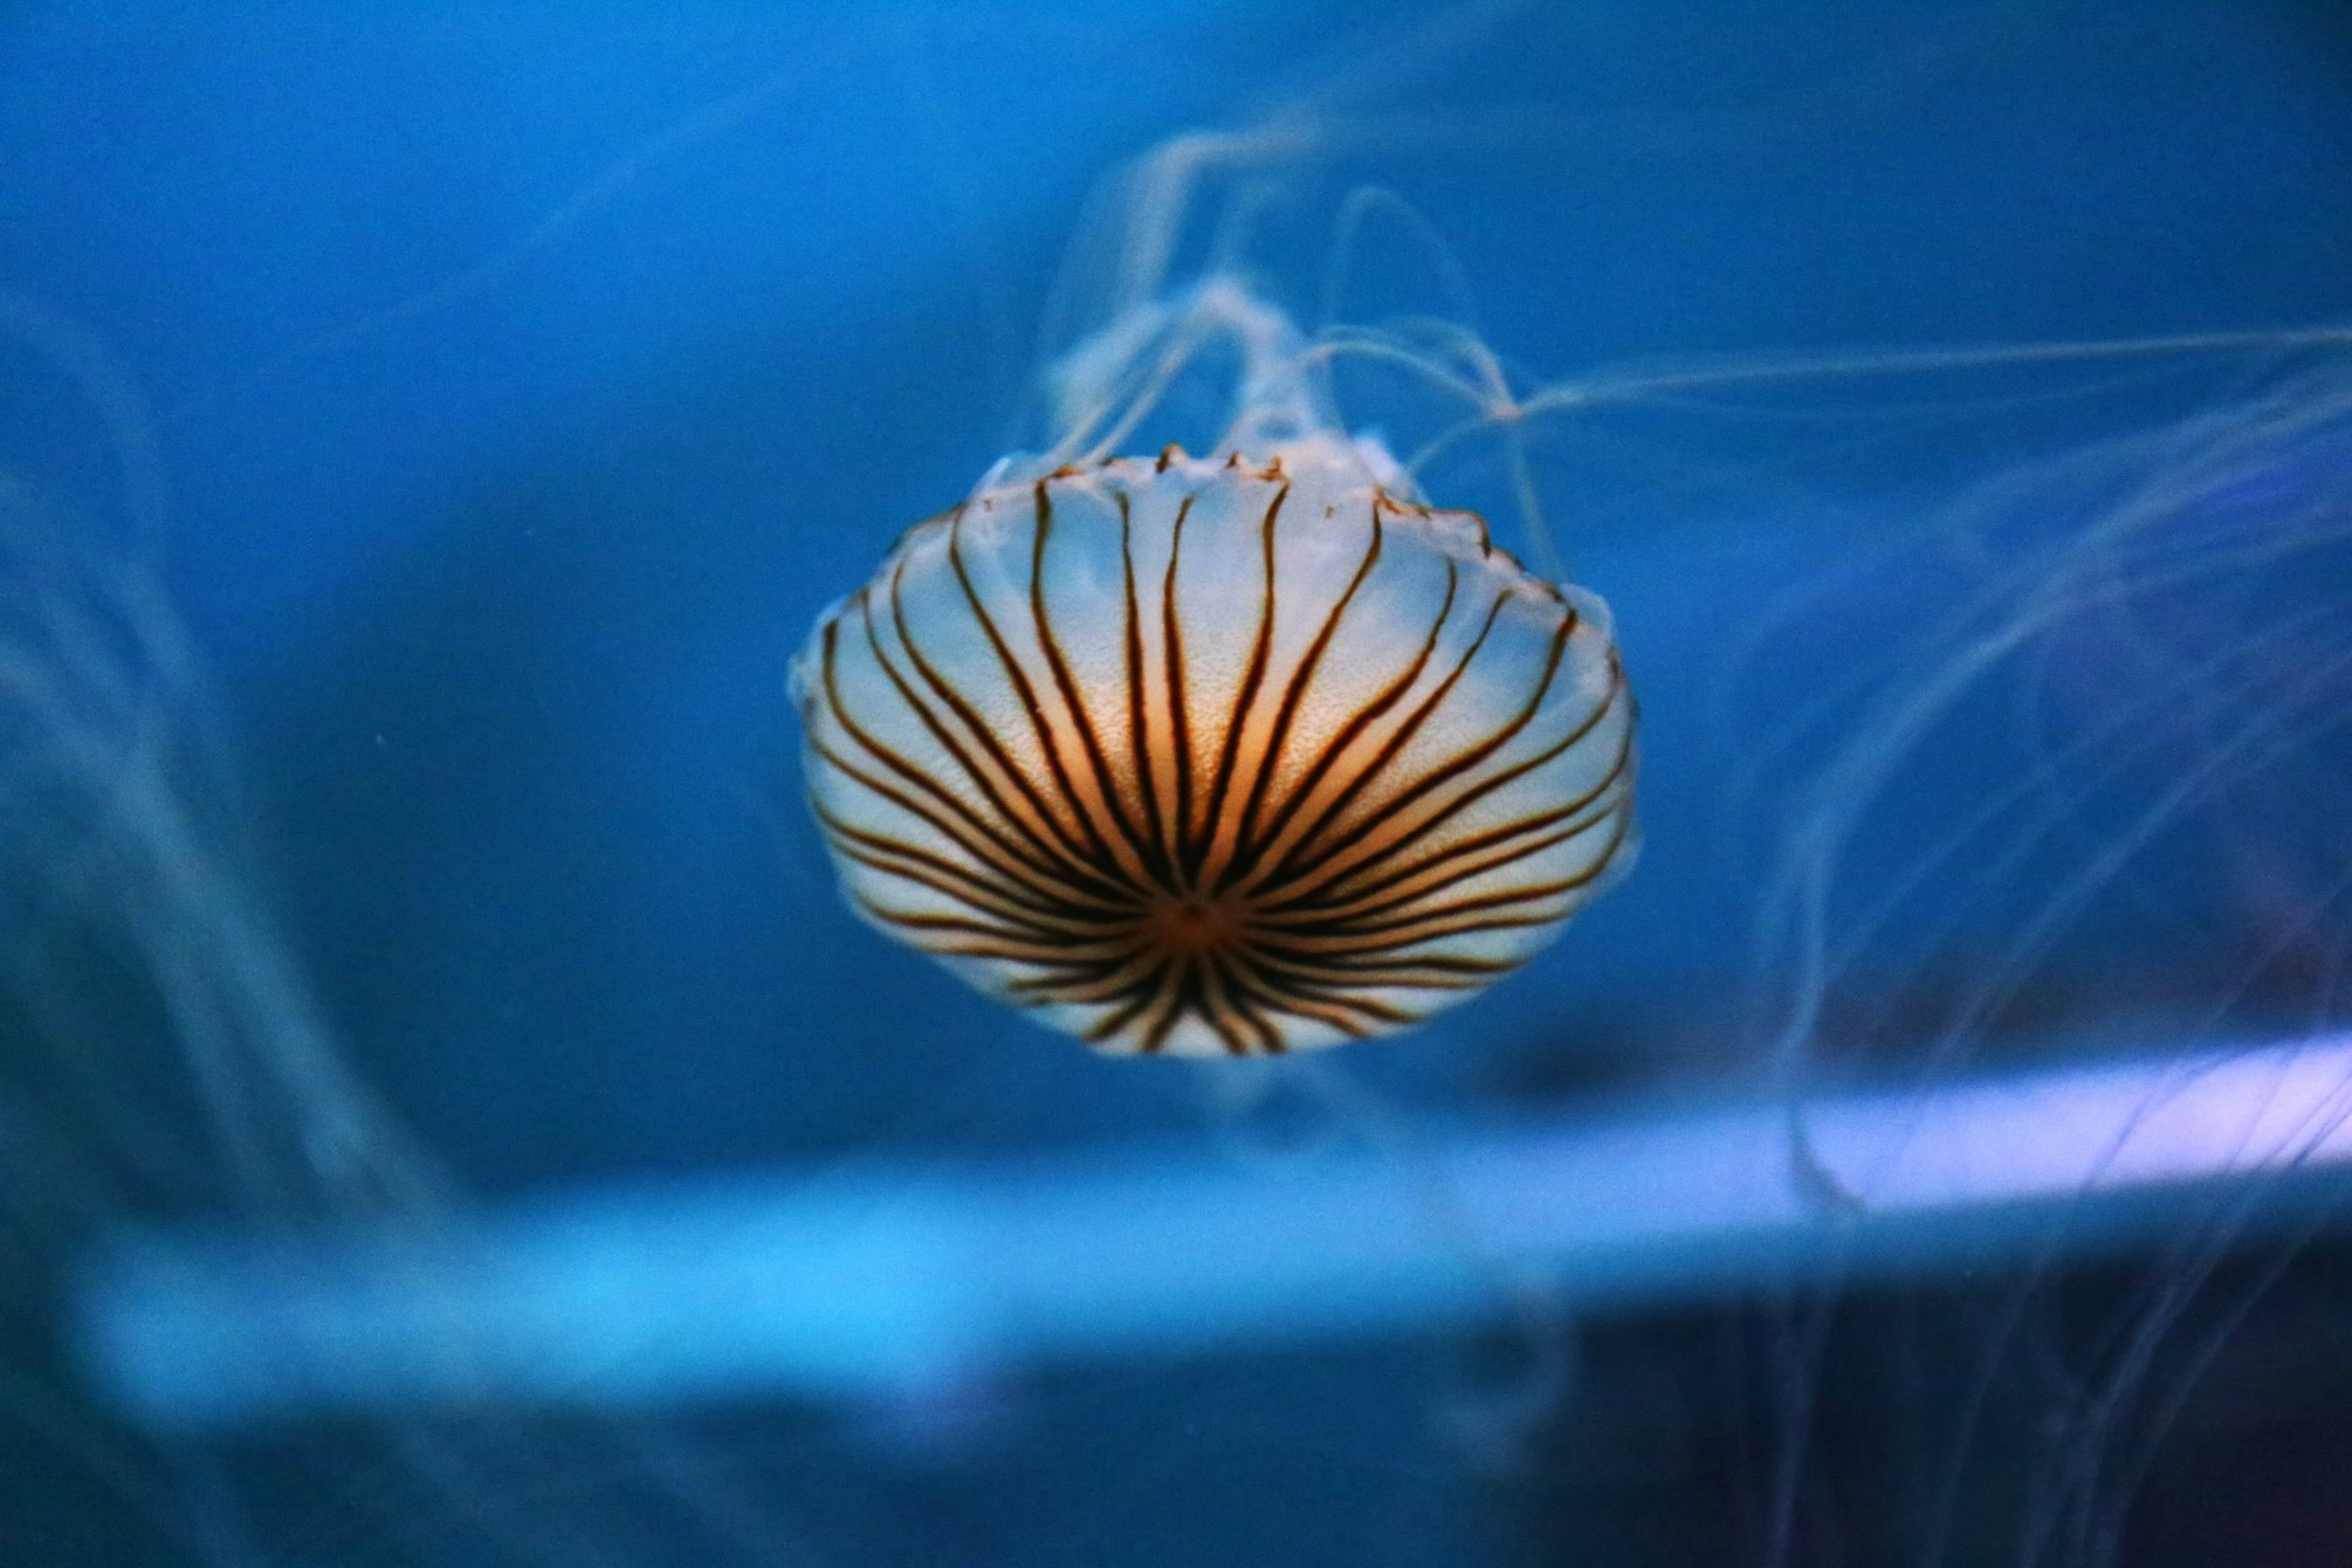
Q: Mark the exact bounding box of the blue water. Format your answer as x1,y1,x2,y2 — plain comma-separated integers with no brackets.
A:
4,3,2350,1564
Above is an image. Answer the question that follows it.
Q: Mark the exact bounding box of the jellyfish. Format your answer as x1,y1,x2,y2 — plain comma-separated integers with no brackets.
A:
9,4,2352,1564
790,288,1637,1057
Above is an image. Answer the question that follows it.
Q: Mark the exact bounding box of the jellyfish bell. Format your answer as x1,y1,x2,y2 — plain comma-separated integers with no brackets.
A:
790,290,1638,1055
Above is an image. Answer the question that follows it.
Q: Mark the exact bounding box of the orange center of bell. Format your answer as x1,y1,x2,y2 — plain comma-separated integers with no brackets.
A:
1141,892,1251,959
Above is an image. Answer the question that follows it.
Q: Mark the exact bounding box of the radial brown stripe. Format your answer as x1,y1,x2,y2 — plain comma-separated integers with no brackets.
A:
940,518,1120,873
1240,587,1515,899
1190,481,1289,893
791,440,1638,1057
1235,556,1462,884
861,575,1101,885
818,625,1121,907
1115,491,1177,887
1027,480,1158,886
1231,509,1386,868
1159,494,1198,888
1283,668,1632,910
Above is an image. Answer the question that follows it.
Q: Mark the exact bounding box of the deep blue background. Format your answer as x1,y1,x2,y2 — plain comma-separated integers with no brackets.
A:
4,4,2351,1562
5,2,2348,1183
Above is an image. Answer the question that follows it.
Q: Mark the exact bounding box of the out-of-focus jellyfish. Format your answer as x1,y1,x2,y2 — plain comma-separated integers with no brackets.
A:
790,285,1637,1056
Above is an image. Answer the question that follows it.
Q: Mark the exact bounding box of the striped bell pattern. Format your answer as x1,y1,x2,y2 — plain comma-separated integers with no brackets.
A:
791,439,1636,1056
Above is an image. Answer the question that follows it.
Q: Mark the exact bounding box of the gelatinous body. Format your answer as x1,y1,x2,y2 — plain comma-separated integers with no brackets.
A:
792,436,1635,1055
